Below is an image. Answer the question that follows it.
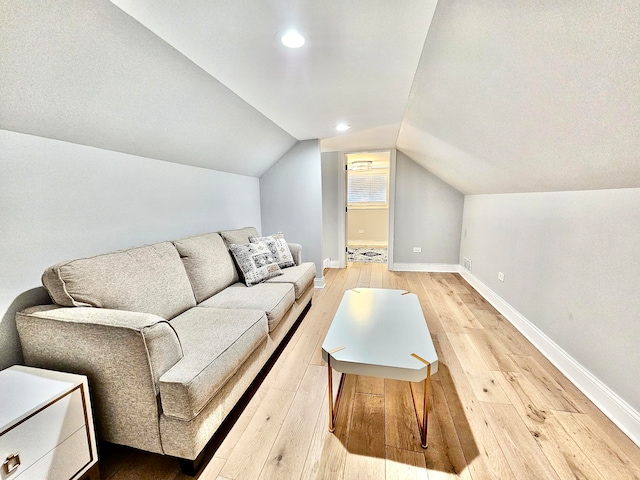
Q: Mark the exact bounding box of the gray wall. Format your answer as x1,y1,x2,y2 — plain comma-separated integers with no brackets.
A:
321,151,341,263
461,189,640,410
260,140,324,279
393,151,464,264
0,129,262,369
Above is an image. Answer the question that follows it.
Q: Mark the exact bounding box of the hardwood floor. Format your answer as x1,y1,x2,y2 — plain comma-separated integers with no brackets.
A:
99,264,640,479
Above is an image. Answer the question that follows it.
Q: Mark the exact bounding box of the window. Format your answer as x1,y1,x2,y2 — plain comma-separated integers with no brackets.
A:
348,171,388,207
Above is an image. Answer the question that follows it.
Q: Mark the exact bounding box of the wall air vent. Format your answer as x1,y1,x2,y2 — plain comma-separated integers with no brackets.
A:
463,257,472,272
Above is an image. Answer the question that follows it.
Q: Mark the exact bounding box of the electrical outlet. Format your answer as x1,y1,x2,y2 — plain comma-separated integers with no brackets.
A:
498,272,505,282
413,247,421,253
358,229,365,234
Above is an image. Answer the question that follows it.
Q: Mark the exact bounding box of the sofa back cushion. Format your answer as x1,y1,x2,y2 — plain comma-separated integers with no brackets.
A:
42,242,196,319
173,233,239,303
219,226,260,246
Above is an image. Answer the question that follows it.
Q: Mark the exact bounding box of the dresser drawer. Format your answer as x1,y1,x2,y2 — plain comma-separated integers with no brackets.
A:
1,387,87,479
10,427,91,480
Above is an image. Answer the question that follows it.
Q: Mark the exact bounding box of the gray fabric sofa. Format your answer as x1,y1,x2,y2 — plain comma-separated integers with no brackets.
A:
15,226,315,468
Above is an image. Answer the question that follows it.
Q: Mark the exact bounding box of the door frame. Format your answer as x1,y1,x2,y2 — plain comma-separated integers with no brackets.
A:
338,148,397,269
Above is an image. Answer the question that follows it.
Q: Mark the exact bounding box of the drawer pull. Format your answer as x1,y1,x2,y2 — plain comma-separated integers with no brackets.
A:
3,453,21,475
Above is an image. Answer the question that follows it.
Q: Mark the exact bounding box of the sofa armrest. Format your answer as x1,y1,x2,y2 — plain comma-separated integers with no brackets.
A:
288,242,302,266
16,305,183,454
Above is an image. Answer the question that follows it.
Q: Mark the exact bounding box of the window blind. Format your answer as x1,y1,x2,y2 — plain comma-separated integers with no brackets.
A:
348,172,387,205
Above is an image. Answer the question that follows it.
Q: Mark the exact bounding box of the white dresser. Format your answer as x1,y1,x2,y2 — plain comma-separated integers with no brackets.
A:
0,366,99,480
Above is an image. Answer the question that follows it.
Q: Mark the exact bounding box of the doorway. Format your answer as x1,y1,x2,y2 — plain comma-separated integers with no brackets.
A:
345,151,391,264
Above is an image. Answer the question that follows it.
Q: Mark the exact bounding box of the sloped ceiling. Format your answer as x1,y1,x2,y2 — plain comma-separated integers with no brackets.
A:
398,0,640,194
109,0,436,142
2,0,639,192
0,0,296,177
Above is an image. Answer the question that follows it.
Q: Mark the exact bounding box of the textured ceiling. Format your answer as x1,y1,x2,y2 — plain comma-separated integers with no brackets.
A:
397,0,640,194
109,0,437,141
2,0,639,192
0,0,296,177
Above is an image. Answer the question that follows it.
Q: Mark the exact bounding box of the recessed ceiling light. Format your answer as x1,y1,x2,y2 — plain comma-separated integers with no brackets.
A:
280,30,305,48
335,123,351,131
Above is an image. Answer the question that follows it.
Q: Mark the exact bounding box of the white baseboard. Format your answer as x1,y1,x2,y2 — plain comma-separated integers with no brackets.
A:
348,241,388,247
392,262,459,273
314,277,325,289
458,266,640,448
323,259,342,269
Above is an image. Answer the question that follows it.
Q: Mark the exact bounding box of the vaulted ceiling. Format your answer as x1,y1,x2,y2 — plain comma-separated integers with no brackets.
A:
2,1,639,194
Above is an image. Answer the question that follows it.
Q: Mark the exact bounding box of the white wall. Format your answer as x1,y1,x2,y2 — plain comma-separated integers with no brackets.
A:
0,130,262,369
393,151,464,265
460,189,640,412
321,151,342,263
260,140,324,280
347,209,388,246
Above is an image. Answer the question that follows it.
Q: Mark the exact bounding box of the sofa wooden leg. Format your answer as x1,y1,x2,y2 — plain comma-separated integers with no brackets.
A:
79,463,101,480
178,451,206,477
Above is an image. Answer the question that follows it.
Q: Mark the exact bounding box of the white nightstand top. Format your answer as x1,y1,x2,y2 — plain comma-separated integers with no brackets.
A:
0,365,83,433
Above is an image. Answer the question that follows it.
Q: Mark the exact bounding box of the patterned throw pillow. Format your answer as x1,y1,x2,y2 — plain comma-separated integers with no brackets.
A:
228,241,283,286
248,233,295,269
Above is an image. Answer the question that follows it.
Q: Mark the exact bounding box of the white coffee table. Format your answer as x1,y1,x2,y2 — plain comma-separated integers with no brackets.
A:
321,288,438,448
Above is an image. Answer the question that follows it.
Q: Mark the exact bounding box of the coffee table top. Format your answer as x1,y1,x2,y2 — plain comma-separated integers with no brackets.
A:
321,288,438,382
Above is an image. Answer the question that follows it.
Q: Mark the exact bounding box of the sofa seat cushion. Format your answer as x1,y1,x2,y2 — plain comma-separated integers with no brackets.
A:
160,307,268,421
173,233,239,303
266,262,316,299
41,242,196,319
199,283,295,332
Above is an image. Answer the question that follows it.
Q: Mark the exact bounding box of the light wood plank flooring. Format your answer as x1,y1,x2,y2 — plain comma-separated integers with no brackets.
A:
99,264,640,479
